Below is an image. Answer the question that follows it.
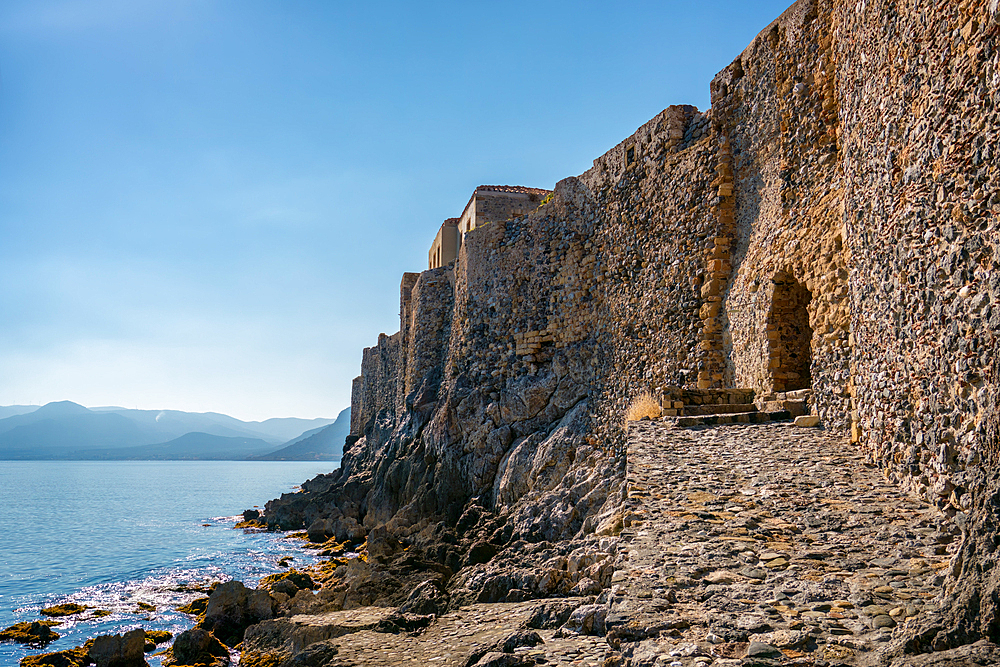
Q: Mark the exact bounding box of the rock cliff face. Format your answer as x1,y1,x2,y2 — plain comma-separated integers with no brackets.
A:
261,0,1000,655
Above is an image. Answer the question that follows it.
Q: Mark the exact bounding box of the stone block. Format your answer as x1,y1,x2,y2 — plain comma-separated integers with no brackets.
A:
794,415,820,428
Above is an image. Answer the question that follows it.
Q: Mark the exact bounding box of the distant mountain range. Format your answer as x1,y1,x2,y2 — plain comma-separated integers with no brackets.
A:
0,401,350,461
251,407,351,460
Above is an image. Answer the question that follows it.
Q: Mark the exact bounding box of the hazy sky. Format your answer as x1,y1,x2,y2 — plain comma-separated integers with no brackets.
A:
0,0,791,421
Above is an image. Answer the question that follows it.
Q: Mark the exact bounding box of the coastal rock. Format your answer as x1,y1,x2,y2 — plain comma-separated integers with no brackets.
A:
366,526,403,563
40,604,88,618
398,580,448,616
887,639,1000,666
561,604,607,636
569,577,601,596
176,598,209,620
275,639,339,667
164,628,229,667
0,621,60,646
19,647,90,667
87,629,148,667
496,630,543,653
198,581,274,646
142,630,171,653
240,607,399,667
259,571,316,595
524,600,582,630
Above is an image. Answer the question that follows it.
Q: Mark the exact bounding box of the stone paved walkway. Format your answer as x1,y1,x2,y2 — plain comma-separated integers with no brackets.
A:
608,421,959,667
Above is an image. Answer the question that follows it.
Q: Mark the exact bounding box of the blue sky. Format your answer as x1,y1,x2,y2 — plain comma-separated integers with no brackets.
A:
0,0,791,421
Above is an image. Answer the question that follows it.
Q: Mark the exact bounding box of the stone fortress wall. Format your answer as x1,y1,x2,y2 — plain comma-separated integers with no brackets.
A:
352,0,999,514
346,0,999,641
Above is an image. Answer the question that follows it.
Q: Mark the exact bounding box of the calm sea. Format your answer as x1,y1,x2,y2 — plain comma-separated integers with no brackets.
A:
0,460,337,667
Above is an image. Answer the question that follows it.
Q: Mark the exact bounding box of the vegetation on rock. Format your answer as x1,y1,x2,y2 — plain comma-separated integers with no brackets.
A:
39,604,88,618
257,571,315,590
18,646,90,667
175,598,209,620
161,628,229,667
624,393,661,422
0,621,60,645
143,630,172,644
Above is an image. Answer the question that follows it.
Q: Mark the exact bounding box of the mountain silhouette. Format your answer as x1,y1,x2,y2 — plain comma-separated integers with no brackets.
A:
252,407,350,461
73,432,278,460
0,401,338,460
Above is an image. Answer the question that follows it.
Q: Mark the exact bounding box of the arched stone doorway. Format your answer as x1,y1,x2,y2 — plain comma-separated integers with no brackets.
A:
766,271,813,392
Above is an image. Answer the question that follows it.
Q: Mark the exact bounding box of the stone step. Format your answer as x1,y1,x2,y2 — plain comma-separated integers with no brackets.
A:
673,410,792,427
660,386,756,406
759,398,809,417
681,403,759,416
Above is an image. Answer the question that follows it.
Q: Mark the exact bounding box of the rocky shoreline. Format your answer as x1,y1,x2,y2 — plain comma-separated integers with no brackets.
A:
8,420,1000,667
7,0,1000,664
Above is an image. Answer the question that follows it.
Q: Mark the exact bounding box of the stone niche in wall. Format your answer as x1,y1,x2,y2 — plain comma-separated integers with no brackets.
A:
766,269,814,392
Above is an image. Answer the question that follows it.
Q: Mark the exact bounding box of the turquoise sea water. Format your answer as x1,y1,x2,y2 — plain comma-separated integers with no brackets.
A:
0,460,336,667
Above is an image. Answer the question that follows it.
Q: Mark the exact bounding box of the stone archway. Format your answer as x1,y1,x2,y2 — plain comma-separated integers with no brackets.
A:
766,270,813,392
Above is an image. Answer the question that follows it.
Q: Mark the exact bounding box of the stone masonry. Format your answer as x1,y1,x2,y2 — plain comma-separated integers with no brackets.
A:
339,0,1000,655
612,420,963,666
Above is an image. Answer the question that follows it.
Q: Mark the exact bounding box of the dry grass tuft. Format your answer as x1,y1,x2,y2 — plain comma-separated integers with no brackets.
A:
625,392,661,422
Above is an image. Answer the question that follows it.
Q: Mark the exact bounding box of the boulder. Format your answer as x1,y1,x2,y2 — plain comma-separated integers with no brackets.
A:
199,581,274,646
282,639,339,667
39,604,88,618
241,607,399,667
0,621,60,645
87,629,149,667
19,647,90,667
497,630,543,653
562,604,607,636
259,571,315,594
366,526,402,563
569,577,602,596
524,600,582,630
165,628,229,667
269,579,298,597
398,580,448,616
176,597,209,619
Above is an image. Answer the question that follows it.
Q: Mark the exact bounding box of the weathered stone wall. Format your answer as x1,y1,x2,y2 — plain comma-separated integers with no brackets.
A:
711,0,852,427
834,0,1000,513
328,0,1000,650
582,109,720,444
831,0,1000,647
401,267,454,407
349,331,402,439
347,0,998,524
348,105,724,530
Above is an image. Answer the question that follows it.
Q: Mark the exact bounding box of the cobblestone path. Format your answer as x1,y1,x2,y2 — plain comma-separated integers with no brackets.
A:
608,421,960,667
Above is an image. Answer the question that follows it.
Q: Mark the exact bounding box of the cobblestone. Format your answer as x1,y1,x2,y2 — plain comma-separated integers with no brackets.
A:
608,421,959,666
